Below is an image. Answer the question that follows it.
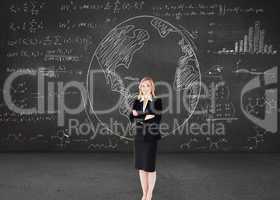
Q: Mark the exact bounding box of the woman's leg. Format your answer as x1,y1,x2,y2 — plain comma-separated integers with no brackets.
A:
139,169,148,200
146,171,157,200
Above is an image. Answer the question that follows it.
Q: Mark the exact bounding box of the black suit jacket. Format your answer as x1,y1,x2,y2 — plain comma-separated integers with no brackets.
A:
129,97,163,141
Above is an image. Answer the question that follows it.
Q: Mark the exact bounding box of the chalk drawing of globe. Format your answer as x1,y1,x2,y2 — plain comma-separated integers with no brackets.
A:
86,15,201,141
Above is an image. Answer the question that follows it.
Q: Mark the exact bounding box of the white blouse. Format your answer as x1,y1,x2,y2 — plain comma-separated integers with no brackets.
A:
139,95,153,112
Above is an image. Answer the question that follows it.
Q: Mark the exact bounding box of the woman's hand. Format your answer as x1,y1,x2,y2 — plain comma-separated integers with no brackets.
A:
132,110,139,116
144,114,155,120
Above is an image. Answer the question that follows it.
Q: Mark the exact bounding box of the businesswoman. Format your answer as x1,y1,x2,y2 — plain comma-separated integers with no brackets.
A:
129,76,163,200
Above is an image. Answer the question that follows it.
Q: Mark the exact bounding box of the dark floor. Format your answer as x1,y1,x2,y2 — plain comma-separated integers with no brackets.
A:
0,153,279,200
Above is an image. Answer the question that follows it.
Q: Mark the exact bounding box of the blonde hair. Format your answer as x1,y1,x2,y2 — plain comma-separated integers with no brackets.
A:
137,76,156,100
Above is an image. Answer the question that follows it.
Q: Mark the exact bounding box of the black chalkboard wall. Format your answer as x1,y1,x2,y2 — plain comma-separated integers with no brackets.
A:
0,0,279,152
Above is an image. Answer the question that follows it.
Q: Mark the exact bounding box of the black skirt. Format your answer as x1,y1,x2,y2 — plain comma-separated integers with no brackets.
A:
134,139,158,172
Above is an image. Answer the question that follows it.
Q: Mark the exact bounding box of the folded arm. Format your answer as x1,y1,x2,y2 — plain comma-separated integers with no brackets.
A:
129,98,163,124
129,100,145,123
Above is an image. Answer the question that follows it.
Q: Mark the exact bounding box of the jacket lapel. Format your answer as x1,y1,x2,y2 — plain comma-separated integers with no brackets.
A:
144,99,153,113
137,96,155,113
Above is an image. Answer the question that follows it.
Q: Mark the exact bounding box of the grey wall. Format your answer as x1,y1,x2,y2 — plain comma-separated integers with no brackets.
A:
0,0,279,152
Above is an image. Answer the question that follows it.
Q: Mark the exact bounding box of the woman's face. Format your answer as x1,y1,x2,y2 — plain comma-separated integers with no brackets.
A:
140,81,152,96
